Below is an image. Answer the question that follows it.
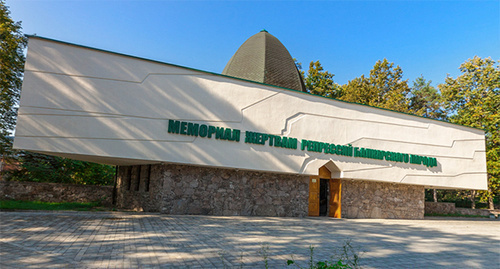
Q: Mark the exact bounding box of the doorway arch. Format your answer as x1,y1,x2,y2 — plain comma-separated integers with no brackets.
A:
308,165,342,218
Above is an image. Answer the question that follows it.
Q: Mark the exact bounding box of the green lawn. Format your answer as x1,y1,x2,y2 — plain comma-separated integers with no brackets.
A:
0,200,102,211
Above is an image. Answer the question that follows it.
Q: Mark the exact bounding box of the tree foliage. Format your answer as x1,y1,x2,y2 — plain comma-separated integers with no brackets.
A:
7,151,115,185
0,0,26,156
439,56,500,209
409,76,445,120
304,61,342,99
340,59,410,112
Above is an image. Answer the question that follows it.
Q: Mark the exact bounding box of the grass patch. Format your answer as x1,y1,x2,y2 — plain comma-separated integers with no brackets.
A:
0,200,101,211
425,212,488,218
286,240,362,269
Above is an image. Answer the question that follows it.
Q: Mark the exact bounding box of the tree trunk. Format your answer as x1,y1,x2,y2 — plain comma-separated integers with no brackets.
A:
488,187,494,210
433,189,437,202
470,190,476,209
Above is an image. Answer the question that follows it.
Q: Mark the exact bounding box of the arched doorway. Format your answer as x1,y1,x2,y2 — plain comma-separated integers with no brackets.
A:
308,166,342,218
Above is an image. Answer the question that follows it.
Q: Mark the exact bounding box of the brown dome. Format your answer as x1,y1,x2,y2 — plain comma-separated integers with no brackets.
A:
222,30,306,92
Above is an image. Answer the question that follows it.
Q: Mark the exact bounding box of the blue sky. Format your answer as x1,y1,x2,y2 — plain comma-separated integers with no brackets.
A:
7,0,500,87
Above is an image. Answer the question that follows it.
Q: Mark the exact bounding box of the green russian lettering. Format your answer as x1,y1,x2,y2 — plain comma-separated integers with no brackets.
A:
262,134,269,145
168,119,180,134
224,128,232,140
232,129,241,142
245,131,253,143
340,145,346,156
262,133,267,144
300,140,305,150
324,143,330,154
360,148,366,158
422,156,429,166
275,136,282,147
281,137,288,148
318,142,325,153
308,141,314,151
199,124,208,137
307,141,313,151
346,144,353,156
207,126,216,138
215,127,225,139
431,157,437,167
187,123,199,136
180,122,188,135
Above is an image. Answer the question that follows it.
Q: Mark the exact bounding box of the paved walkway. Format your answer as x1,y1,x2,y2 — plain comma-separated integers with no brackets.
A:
0,211,499,268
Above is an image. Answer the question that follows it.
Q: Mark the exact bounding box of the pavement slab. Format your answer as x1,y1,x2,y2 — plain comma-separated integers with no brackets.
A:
0,211,499,268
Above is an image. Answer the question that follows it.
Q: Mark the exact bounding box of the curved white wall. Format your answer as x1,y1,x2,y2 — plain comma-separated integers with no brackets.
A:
14,37,488,190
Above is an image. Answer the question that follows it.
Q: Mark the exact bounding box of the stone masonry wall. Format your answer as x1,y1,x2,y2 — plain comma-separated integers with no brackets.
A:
342,180,425,219
115,164,164,212
116,163,309,217
116,164,426,219
424,201,455,214
0,181,113,206
425,202,491,217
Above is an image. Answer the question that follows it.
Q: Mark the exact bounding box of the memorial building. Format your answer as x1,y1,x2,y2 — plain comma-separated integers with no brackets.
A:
14,31,488,219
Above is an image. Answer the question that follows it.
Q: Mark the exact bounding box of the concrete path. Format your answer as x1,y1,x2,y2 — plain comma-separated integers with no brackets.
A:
0,211,499,268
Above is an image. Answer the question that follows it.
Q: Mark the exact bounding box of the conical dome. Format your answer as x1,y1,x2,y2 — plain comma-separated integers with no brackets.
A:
222,30,306,92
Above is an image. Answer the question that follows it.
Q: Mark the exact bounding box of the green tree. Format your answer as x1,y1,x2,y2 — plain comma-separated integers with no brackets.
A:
304,61,342,99
341,59,410,113
409,76,445,120
409,76,448,204
0,1,26,157
439,56,500,210
8,151,115,186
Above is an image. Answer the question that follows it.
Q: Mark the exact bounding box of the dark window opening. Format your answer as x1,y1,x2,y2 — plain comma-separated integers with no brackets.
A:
135,165,141,191
145,165,151,192
126,166,132,191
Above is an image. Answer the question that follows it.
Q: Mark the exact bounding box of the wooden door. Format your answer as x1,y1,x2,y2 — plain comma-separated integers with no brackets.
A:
308,176,320,216
328,178,342,218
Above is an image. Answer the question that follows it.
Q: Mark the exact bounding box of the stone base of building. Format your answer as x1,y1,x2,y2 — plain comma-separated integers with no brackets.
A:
342,180,425,219
116,163,309,217
116,164,424,219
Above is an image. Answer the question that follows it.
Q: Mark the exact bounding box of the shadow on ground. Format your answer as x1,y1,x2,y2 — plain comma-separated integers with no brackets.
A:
1,211,499,268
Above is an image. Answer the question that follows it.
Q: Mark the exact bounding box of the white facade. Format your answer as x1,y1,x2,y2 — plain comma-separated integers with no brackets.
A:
14,37,488,190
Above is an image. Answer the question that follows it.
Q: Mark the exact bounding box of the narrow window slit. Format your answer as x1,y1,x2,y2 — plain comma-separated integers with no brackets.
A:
145,165,151,192
136,165,141,191
127,166,132,191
